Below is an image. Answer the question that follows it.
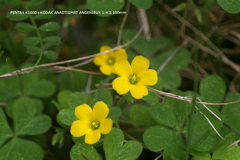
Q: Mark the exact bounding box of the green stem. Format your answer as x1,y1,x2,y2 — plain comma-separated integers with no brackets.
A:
23,3,43,73
98,77,103,101
186,47,199,158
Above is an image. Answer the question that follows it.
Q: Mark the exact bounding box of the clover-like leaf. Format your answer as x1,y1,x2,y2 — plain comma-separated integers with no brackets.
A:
104,128,143,160
70,142,102,160
57,109,77,127
216,0,240,14
68,92,87,109
16,115,51,136
13,97,37,135
0,138,43,160
107,107,121,124
199,75,226,105
151,102,178,128
0,108,13,147
0,65,21,101
57,90,72,110
212,133,240,159
90,89,112,108
130,104,151,126
27,80,56,98
221,92,240,133
122,29,172,59
143,126,173,152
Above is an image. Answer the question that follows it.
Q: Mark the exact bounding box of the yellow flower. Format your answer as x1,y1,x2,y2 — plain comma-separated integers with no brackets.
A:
70,101,113,144
94,45,128,75
113,56,158,99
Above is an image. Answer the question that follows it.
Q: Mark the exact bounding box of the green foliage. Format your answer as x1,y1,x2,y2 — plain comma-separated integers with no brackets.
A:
27,80,56,98
16,22,35,32
43,36,61,45
216,0,240,14
34,9,55,19
68,92,87,109
108,107,121,123
24,37,40,46
130,104,151,126
0,97,51,159
2,0,240,159
151,47,191,90
70,143,102,160
90,89,113,108
122,29,172,59
0,138,43,160
39,22,60,32
222,92,240,133
103,128,143,160
27,46,42,55
28,0,46,7
43,50,59,60
143,126,172,152
6,0,22,6
7,12,29,21
87,0,124,16
13,97,51,135
57,109,76,126
129,0,153,9
212,134,240,159
0,108,13,147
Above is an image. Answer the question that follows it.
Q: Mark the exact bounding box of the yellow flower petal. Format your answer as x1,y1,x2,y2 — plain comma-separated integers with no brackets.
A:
114,59,132,77
130,84,148,99
112,77,131,95
93,101,109,121
93,54,108,66
100,65,114,75
100,45,112,53
99,118,113,134
85,129,101,144
139,69,158,86
70,120,92,137
131,56,150,76
75,104,93,124
114,48,128,61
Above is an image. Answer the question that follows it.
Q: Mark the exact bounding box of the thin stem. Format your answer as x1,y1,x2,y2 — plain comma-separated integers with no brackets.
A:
117,1,130,46
23,3,44,73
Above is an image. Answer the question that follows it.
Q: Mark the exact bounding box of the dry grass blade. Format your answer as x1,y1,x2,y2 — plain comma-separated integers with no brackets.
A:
53,66,101,75
195,106,224,139
157,38,189,74
147,87,239,105
162,3,240,73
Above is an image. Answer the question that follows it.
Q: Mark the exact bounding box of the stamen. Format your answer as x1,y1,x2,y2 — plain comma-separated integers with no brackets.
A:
107,57,115,65
129,74,139,84
90,120,100,130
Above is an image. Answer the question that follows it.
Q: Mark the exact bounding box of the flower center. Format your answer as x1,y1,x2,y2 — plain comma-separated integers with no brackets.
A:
90,120,100,130
129,74,139,84
107,57,115,65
